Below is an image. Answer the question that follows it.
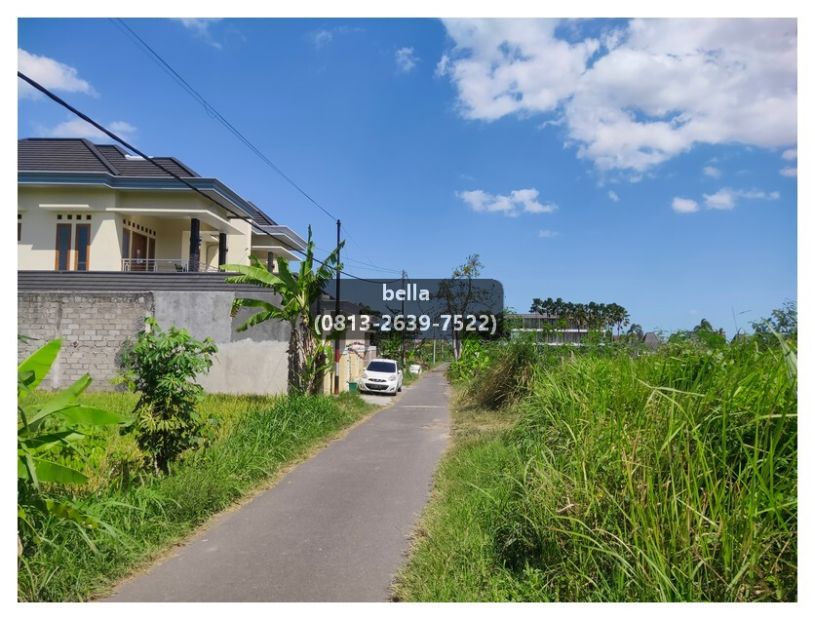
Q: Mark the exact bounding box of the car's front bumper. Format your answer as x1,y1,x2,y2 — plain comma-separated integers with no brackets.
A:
361,381,398,393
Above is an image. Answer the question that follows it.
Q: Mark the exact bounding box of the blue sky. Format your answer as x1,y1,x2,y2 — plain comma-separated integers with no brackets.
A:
18,18,797,334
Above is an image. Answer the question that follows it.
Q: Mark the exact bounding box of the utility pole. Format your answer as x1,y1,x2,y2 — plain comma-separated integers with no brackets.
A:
401,269,406,370
334,219,341,395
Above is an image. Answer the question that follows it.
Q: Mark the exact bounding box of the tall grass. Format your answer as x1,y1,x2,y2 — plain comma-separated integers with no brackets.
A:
397,339,797,601
18,392,373,601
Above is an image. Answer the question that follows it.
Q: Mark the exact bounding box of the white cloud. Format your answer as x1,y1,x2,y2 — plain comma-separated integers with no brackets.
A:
18,49,95,99
435,54,451,77
309,29,333,49
672,197,699,213
703,165,722,178
703,189,736,210
780,167,797,177
457,187,556,217
438,19,797,173
42,118,136,140
782,148,797,160
395,47,419,73
703,187,780,210
176,18,223,49
608,190,620,202
538,229,559,238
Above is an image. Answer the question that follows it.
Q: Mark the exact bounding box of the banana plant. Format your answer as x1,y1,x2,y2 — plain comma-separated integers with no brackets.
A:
222,226,344,395
18,339,131,543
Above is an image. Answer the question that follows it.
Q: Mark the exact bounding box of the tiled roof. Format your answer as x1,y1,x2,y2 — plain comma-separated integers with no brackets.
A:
18,138,281,227
18,138,199,178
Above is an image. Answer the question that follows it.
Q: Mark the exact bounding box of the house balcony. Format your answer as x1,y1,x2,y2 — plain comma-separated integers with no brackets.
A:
121,258,221,273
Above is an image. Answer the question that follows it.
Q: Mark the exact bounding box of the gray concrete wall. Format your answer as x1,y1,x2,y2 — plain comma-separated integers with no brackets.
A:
18,289,291,395
152,291,290,395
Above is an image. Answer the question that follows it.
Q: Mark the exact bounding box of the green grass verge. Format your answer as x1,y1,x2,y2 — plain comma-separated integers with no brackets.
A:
18,391,375,602
395,342,797,601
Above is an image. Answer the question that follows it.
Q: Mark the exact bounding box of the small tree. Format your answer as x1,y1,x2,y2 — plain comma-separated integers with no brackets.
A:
438,254,485,360
119,318,217,473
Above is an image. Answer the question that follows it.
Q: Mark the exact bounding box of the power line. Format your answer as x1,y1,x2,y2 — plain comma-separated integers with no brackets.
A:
110,18,338,224
110,18,404,276
17,71,392,286
17,71,248,224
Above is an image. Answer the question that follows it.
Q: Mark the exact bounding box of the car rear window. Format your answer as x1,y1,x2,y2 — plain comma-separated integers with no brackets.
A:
367,361,397,372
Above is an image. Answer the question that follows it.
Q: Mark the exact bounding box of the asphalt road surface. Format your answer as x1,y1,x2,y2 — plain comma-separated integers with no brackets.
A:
107,368,451,602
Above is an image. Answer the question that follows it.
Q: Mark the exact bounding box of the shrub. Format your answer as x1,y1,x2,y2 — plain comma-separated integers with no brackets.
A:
119,318,217,473
465,339,541,410
448,337,494,383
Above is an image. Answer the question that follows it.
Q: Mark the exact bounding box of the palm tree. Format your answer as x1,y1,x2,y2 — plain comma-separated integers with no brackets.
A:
222,226,343,395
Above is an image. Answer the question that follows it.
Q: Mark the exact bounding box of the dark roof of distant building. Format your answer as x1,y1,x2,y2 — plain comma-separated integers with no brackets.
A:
17,138,276,226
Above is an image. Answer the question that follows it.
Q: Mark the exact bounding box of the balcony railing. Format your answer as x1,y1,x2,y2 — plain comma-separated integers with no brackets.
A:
121,258,221,273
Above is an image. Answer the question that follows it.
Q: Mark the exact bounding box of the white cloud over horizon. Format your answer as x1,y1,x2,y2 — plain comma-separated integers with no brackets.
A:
40,118,137,141
457,188,557,217
538,229,559,238
438,19,797,175
608,190,620,202
395,47,419,73
18,49,96,99
703,165,722,179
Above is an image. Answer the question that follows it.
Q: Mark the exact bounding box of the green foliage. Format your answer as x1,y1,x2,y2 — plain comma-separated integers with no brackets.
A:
398,334,797,602
459,339,542,410
530,297,630,333
119,318,217,473
668,318,728,348
18,391,373,601
223,225,343,395
18,339,130,547
752,301,797,344
447,336,495,383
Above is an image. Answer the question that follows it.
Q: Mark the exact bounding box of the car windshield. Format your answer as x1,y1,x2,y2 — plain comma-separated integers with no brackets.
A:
367,361,397,373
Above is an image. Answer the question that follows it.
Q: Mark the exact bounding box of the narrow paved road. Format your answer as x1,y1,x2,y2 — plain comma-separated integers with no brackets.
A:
107,368,450,602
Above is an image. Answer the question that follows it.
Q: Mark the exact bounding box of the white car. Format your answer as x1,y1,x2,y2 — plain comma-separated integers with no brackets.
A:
359,358,403,395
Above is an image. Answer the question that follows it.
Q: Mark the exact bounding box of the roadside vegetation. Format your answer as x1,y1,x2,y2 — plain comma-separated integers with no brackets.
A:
18,322,374,602
396,307,797,602
19,386,372,602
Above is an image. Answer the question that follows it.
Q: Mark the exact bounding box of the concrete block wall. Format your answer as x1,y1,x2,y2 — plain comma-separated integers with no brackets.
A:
18,289,291,395
18,292,153,390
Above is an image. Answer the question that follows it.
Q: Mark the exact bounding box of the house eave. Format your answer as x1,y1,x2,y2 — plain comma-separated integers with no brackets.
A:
18,171,257,224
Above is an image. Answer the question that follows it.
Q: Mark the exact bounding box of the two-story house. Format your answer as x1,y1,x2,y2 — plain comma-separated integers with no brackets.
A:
18,138,306,272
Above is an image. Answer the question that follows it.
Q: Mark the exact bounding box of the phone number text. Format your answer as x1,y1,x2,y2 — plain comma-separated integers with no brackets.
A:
316,314,497,335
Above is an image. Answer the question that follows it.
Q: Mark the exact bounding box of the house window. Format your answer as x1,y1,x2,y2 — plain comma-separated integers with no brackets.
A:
18,214,21,242
75,224,91,271
55,223,72,271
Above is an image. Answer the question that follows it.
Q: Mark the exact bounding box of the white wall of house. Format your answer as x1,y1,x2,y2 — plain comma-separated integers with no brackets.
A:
18,186,122,271
227,218,253,266
18,185,254,271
